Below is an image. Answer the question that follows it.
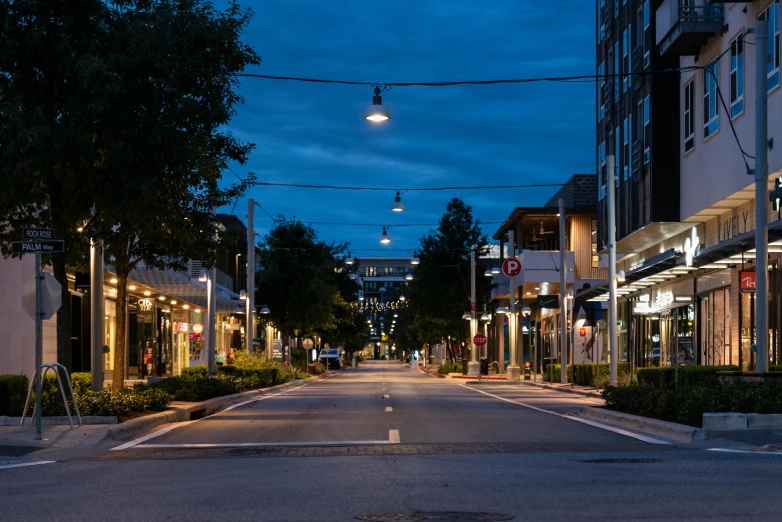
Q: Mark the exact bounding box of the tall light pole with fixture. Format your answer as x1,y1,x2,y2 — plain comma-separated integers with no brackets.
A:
247,198,255,353
754,19,769,373
506,230,520,381
559,198,568,384
90,237,104,391
606,156,618,385
468,249,479,376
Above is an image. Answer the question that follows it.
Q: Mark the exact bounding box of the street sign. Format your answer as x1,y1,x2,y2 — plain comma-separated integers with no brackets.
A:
22,228,56,240
501,258,522,277
22,272,62,320
473,333,487,347
11,240,64,254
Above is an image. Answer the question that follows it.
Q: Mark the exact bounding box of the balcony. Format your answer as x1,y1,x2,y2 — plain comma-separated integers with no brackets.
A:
600,0,613,39
656,0,723,57
631,140,643,179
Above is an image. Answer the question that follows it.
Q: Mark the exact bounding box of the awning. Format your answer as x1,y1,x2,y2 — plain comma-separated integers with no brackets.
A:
690,219,782,268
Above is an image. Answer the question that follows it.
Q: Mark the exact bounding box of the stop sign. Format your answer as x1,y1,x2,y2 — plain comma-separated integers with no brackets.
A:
473,333,487,347
22,272,62,321
502,258,522,277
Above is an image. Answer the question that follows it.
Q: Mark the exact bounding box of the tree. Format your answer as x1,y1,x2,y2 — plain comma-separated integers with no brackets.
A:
0,0,113,370
256,219,354,347
92,0,258,387
406,198,492,361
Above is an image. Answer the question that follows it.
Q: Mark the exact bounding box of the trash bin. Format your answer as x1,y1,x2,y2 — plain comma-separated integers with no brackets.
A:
480,358,489,376
429,356,435,365
461,358,468,375
524,362,532,380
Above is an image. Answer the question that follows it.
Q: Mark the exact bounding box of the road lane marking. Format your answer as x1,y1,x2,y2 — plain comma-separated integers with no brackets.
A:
385,406,393,412
460,384,669,445
388,429,400,444
707,448,782,456
383,394,390,398
135,441,390,449
111,381,317,451
0,460,56,471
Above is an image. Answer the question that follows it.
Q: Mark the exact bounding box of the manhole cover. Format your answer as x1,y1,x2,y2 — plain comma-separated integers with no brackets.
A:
356,512,512,521
581,458,668,464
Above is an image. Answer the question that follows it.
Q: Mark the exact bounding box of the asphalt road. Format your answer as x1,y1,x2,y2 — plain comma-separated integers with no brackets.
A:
1,360,782,521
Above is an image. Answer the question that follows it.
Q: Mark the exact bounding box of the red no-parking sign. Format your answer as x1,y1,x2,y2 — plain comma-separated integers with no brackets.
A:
502,258,522,277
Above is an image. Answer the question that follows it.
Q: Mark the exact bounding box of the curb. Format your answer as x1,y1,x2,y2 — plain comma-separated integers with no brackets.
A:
418,368,446,378
0,415,118,426
579,406,707,442
106,373,332,442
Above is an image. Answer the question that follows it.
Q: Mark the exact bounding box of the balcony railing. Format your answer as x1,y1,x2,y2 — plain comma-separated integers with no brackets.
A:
656,0,723,56
600,0,613,40
631,140,643,179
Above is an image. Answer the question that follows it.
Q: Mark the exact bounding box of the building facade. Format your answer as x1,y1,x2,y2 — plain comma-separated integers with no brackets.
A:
581,0,782,371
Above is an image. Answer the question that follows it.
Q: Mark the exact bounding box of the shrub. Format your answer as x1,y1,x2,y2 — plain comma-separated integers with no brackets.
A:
0,374,29,416
636,365,740,389
182,365,208,378
543,363,630,386
149,374,238,402
79,387,171,418
602,381,782,427
70,372,92,395
438,362,460,374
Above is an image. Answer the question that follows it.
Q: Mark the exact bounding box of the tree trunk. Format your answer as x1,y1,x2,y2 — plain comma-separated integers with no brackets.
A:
113,271,129,388
51,255,72,373
446,338,456,363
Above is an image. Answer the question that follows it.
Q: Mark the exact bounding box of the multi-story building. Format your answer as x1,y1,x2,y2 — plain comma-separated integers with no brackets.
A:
597,0,683,255
490,174,605,373
354,256,413,358
581,0,782,371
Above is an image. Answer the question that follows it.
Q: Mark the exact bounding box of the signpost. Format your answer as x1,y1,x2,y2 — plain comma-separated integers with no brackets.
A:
16,228,64,440
501,257,522,278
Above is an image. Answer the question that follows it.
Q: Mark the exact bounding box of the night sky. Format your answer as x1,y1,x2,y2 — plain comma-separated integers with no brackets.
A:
224,0,596,255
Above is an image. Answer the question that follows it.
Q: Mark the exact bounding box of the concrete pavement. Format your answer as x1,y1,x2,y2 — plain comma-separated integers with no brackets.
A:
1,360,782,521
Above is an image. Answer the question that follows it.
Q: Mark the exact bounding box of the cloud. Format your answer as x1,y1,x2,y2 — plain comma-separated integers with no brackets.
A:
220,0,595,253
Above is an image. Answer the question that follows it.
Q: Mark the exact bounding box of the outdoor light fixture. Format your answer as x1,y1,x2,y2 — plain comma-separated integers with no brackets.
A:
110,278,118,284
260,305,271,314
194,309,201,313
480,312,490,321
183,305,189,310
380,227,391,244
617,270,626,282
170,300,177,305
365,86,390,122
76,226,84,232
129,285,136,291
496,306,507,314
239,290,247,300
484,269,493,277
144,291,151,296
350,273,358,280
399,294,406,301
521,306,531,317
346,252,354,265
390,191,405,212
491,267,500,275
411,257,420,265
405,273,413,281
158,296,165,301
198,269,207,282
394,313,398,318
567,289,574,300
461,312,471,320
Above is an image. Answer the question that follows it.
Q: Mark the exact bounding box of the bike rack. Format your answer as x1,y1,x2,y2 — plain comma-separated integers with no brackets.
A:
20,363,82,428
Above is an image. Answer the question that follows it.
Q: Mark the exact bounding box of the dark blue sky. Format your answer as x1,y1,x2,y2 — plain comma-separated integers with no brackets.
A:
225,0,596,255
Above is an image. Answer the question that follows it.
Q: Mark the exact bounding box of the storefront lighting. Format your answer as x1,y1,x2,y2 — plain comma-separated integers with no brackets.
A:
110,278,118,284
144,291,151,296
194,309,201,313
158,296,165,301
239,290,247,300
394,313,398,318
170,300,177,305
129,285,136,291
391,191,405,212
480,312,490,321
399,294,406,301
198,269,207,282
183,304,189,309
617,270,626,282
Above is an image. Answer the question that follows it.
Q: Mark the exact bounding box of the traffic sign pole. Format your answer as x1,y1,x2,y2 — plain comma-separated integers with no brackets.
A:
34,252,42,441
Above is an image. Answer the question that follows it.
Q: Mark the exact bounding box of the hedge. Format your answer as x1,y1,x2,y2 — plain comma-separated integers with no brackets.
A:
544,363,630,386
602,382,782,426
635,365,740,389
0,374,29,416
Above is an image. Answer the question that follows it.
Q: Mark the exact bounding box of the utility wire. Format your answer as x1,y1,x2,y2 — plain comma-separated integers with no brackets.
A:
254,181,565,191
301,221,504,227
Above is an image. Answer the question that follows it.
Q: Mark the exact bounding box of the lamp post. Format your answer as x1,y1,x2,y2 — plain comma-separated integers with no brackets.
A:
199,268,216,375
522,306,531,380
506,231,520,381
559,198,568,384
247,199,256,353
468,249,480,376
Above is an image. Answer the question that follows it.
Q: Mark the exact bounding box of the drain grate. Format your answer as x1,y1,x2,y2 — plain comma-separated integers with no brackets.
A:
356,512,512,521
581,458,668,464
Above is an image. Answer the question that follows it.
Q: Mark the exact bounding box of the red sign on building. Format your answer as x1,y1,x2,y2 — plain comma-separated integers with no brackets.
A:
740,271,770,292
579,327,586,337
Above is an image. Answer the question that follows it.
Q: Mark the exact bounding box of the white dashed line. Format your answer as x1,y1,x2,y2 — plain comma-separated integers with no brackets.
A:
385,406,393,412
707,448,782,456
388,429,400,444
383,394,390,399
136,441,389,449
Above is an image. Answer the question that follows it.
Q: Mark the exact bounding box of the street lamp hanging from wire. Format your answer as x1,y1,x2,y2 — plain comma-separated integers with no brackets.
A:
390,191,405,212
380,226,391,244
365,86,390,122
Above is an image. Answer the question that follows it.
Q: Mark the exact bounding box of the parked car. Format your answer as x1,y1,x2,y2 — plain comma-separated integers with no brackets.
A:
318,348,342,369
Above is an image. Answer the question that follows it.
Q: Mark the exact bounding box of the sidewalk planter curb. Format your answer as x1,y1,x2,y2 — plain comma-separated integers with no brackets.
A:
0,415,118,426
580,406,707,442
748,413,782,429
522,381,604,399
702,413,748,430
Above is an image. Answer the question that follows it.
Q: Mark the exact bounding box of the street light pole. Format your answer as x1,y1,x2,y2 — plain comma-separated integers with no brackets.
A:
559,198,568,384
90,239,104,391
754,20,769,373
468,249,479,376
207,208,217,375
247,198,255,353
506,230,520,381
606,155,618,386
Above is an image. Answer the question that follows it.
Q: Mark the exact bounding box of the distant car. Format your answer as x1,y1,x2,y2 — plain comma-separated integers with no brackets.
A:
318,348,342,369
